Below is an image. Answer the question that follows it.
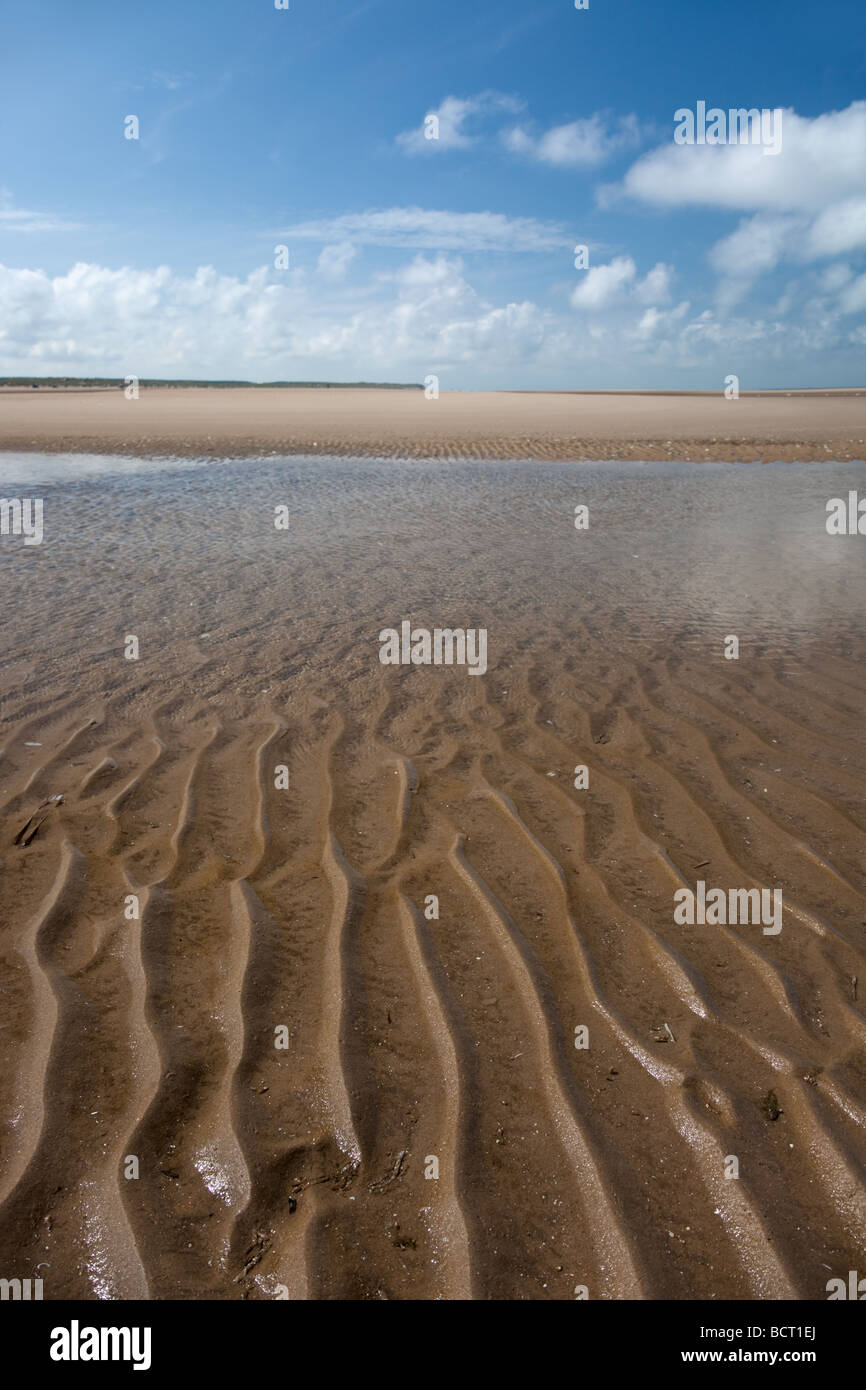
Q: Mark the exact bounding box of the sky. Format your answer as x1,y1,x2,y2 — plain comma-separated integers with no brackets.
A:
1,0,865,389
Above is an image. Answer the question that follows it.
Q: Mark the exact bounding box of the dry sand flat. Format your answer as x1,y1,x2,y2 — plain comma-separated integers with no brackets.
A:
1,385,866,462
0,453,864,1300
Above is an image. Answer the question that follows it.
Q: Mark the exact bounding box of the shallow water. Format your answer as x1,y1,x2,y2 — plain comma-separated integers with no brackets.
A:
1,454,864,681
1,452,864,1300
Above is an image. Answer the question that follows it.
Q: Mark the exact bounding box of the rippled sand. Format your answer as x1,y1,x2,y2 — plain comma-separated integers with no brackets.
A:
0,453,864,1299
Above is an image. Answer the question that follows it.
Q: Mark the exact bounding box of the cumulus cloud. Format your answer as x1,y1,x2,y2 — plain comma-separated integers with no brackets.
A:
284,207,569,253
0,251,860,386
632,300,691,342
0,256,556,377
571,257,673,310
571,255,636,307
505,113,643,168
615,102,866,213
606,103,866,302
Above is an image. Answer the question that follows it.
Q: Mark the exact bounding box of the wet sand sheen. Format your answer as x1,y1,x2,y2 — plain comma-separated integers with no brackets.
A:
0,454,864,1299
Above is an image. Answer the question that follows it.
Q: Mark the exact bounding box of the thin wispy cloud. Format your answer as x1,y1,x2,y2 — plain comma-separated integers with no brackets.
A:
283,208,570,253
0,192,81,233
151,70,193,91
492,3,560,54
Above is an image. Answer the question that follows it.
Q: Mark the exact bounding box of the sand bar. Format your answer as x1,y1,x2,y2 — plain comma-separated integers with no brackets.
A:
1,385,865,461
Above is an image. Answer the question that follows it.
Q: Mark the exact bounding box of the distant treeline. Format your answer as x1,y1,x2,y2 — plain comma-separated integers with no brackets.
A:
0,377,423,389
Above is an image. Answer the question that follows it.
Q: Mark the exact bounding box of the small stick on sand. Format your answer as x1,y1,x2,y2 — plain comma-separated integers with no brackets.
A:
14,794,63,847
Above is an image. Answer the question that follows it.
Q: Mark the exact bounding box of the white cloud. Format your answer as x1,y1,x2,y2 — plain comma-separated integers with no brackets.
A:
634,307,662,340
317,242,357,281
708,204,866,305
150,70,192,91
0,190,81,233
635,262,674,305
615,102,866,213
709,201,866,287
0,251,861,387
609,104,866,299
0,256,555,376
284,207,569,253
396,92,521,154
805,197,866,259
819,263,853,293
571,256,636,308
708,214,799,285
839,272,866,315
505,113,643,168
571,257,674,311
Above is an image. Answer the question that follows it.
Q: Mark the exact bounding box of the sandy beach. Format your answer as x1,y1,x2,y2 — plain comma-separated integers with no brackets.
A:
1,385,865,463
0,449,864,1299
4,0,866,1341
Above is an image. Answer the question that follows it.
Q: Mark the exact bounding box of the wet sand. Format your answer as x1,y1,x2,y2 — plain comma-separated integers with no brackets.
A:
0,452,864,1300
1,385,865,462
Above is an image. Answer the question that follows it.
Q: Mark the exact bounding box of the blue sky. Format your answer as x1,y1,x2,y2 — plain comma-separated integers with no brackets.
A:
1,0,865,387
